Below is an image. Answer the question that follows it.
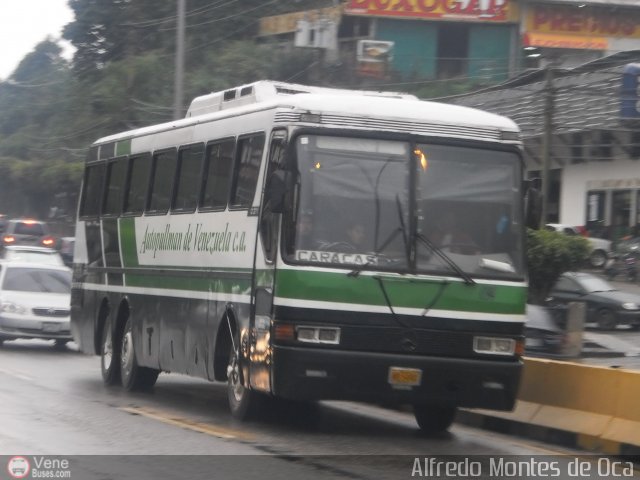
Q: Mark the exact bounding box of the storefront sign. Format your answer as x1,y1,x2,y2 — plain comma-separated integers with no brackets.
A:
587,178,640,190
345,0,514,23
621,63,640,120
357,40,394,78
526,4,640,39
523,33,607,50
259,6,342,36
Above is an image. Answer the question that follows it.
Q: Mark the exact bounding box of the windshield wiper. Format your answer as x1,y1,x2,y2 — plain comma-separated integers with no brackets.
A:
415,233,476,286
347,226,402,277
347,194,410,278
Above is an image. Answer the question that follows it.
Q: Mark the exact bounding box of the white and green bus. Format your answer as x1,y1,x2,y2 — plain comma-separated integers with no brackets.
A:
71,81,533,432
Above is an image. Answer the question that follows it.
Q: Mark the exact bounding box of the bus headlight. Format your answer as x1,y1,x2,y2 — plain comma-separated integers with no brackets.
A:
296,326,340,345
473,336,516,356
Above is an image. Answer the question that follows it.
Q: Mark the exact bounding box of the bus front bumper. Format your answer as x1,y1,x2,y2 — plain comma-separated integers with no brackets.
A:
271,345,522,411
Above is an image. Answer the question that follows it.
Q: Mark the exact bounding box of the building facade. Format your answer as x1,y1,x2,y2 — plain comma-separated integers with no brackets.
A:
258,0,640,241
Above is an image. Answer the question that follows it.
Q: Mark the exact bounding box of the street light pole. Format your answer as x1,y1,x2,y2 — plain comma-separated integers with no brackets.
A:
540,64,555,227
174,0,185,120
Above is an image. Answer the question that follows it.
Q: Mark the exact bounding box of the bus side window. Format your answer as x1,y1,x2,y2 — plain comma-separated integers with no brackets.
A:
200,139,235,210
230,133,265,209
172,143,204,212
123,153,151,215
102,156,128,216
80,163,106,218
147,149,177,214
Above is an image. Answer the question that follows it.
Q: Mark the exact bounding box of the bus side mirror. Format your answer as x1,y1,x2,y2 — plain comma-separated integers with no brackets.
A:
524,178,543,230
265,170,289,214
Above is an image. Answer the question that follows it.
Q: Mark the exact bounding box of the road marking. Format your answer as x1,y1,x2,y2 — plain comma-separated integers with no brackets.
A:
120,406,255,441
0,367,34,382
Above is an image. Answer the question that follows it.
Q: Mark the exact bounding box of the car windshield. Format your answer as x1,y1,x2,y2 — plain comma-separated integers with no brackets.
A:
2,267,71,293
3,250,64,266
575,275,614,293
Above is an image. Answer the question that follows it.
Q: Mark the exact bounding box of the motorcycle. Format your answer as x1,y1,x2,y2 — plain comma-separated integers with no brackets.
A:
604,253,638,282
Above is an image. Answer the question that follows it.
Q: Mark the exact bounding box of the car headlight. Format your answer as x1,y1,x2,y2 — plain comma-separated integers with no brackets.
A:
622,302,639,310
1,301,27,314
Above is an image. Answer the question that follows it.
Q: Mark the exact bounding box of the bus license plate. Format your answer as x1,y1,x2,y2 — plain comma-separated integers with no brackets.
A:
388,367,422,386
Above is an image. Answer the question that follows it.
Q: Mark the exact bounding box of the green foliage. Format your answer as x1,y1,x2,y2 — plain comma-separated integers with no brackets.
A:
526,228,591,304
0,0,495,220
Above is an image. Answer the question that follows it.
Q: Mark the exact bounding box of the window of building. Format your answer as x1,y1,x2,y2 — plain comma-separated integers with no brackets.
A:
437,24,468,79
147,149,177,214
123,153,152,215
230,134,265,209
173,144,204,212
201,139,235,210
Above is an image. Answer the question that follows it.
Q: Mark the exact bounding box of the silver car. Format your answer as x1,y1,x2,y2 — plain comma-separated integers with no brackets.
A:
0,262,72,347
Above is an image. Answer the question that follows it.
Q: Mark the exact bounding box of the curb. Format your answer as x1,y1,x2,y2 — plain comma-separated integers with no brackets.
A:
456,409,640,457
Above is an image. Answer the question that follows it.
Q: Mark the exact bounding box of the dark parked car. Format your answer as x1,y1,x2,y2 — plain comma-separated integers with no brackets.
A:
547,272,640,330
1,219,56,249
615,236,640,257
525,304,566,356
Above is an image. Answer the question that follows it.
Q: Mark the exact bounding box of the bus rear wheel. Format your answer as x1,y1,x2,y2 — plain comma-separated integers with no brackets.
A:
414,404,457,434
100,319,121,385
120,318,159,391
226,337,263,420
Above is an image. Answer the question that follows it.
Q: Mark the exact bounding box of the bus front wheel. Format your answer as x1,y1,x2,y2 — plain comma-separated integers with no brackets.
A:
120,318,159,391
414,404,457,434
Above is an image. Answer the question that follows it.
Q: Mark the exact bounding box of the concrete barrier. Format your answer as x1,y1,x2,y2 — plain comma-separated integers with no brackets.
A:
464,358,640,455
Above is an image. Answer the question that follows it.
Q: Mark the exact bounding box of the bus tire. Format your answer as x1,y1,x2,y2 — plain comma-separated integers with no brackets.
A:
414,404,457,434
226,333,262,420
100,318,121,385
120,317,159,391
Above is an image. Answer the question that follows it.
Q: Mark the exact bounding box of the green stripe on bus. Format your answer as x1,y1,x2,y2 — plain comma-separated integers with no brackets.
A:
120,217,139,268
274,270,526,314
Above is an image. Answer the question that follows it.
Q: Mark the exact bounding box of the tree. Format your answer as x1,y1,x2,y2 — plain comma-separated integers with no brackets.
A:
526,229,591,304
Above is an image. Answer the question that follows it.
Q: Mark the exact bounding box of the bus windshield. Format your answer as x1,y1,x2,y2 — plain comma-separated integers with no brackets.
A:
415,143,524,278
287,134,524,278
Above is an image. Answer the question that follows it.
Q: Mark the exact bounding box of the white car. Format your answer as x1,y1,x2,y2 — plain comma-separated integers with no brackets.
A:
0,262,72,347
0,245,65,266
545,223,611,268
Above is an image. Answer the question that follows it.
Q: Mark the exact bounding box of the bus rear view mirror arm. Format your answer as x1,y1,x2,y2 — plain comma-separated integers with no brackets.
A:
524,177,543,230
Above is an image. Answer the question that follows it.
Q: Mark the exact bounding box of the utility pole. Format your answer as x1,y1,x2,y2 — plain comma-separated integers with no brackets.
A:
540,64,555,227
173,0,186,120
